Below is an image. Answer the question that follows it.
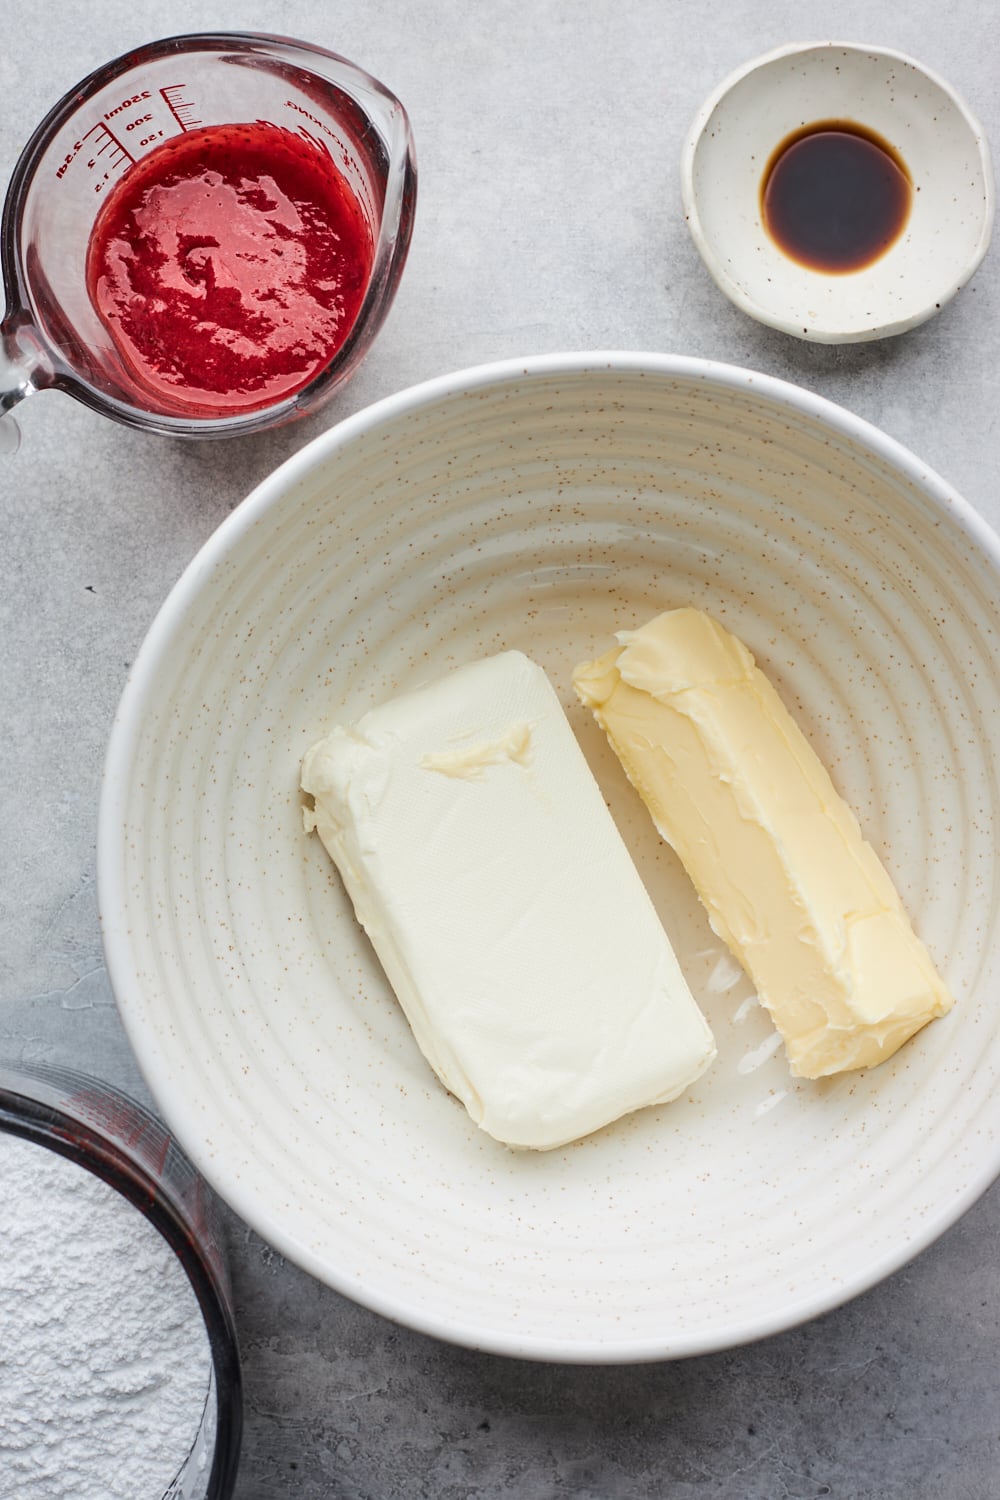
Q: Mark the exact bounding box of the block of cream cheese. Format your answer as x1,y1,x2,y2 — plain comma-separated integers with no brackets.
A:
301,651,716,1149
572,609,954,1079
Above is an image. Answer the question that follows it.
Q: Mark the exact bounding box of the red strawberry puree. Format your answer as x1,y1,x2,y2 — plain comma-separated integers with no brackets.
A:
86,121,374,416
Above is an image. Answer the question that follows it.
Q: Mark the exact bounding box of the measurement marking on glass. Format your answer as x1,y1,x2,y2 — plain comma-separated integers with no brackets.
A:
161,84,203,131
88,122,133,164
78,121,134,191
56,122,131,181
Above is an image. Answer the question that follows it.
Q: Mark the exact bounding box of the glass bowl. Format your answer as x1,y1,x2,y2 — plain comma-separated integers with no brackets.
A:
0,1058,242,1497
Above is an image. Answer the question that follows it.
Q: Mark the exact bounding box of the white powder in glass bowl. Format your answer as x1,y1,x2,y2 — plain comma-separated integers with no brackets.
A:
0,1131,213,1499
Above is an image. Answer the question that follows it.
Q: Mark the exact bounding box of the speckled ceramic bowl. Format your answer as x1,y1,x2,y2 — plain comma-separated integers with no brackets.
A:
681,42,994,342
99,353,1000,1361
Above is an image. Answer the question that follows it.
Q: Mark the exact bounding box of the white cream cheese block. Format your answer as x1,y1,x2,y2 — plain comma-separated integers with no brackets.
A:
572,608,954,1079
301,650,716,1149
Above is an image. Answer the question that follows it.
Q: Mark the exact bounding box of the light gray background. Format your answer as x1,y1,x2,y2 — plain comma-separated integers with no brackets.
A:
3,3,999,1497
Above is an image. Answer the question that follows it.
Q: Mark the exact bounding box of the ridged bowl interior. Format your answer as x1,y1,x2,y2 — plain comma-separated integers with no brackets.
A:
99,354,1000,1360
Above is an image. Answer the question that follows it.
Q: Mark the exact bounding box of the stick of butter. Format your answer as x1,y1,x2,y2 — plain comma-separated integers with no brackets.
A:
301,651,716,1149
572,609,954,1079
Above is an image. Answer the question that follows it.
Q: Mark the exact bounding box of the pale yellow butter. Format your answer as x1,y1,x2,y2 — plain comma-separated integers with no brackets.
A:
572,608,953,1078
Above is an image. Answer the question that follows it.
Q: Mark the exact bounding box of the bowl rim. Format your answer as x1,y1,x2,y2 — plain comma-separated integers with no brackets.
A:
98,350,1000,1362
679,40,996,344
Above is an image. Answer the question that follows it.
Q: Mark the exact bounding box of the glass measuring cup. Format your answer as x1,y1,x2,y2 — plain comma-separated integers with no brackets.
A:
0,32,416,442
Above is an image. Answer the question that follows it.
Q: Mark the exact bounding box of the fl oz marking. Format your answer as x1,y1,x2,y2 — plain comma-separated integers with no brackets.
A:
88,122,133,193
52,121,137,192
55,120,132,184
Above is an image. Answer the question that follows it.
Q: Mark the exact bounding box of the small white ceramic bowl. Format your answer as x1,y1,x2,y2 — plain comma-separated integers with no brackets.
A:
99,353,1000,1361
681,42,994,342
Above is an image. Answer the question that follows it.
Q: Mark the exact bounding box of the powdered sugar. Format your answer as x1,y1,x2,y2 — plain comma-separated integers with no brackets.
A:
0,1131,212,1499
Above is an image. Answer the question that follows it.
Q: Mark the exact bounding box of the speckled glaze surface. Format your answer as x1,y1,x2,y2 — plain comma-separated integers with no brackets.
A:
98,353,1000,1361
681,42,995,342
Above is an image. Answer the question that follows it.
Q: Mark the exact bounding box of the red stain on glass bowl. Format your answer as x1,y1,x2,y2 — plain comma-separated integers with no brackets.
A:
85,121,374,416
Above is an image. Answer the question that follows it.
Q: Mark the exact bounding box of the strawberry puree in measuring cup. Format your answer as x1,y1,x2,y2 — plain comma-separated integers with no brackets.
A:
86,121,374,416
0,32,416,442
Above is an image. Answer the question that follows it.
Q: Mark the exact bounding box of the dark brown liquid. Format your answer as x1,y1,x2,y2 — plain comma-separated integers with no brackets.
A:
761,121,912,273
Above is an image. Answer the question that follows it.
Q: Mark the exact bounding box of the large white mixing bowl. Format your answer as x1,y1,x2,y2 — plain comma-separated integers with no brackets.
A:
99,354,1000,1361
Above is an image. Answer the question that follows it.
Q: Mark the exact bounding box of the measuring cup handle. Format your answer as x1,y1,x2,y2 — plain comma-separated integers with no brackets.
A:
1,314,55,443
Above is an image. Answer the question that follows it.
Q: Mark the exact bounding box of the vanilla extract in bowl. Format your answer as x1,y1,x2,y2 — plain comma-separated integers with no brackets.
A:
761,120,912,273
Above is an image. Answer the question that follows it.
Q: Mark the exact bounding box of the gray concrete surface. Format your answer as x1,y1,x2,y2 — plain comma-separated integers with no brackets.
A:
3,2,1000,1496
